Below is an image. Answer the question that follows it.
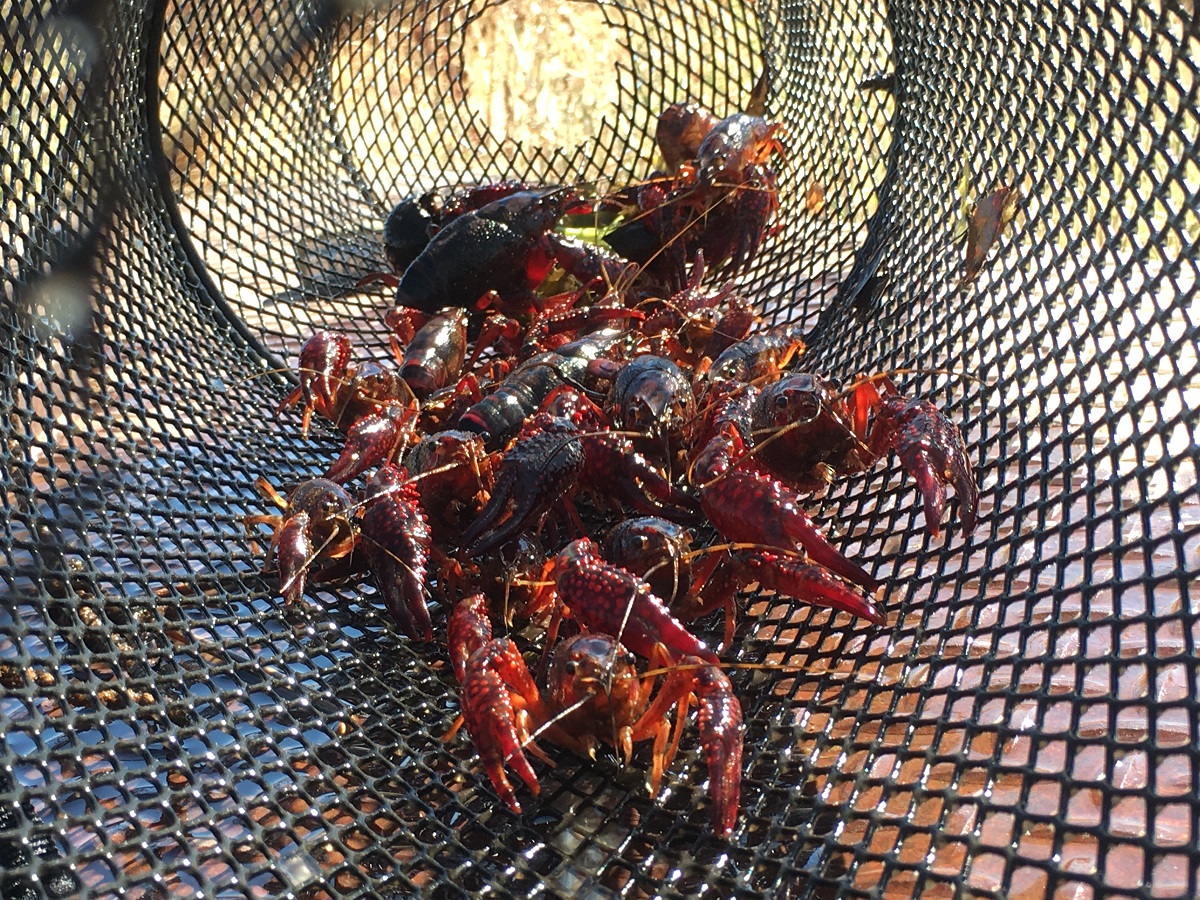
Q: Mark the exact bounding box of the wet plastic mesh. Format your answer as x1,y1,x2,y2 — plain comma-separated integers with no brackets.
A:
3,0,1198,896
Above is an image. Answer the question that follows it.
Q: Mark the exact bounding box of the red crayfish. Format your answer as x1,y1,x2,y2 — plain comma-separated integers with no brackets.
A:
606,103,785,288
450,541,744,836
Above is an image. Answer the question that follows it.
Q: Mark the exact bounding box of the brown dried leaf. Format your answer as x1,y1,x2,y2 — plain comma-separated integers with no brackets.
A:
805,181,826,214
746,62,770,117
962,184,1020,284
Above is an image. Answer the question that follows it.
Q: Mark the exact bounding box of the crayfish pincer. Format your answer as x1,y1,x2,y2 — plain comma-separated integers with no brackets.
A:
392,187,593,318
528,538,719,666
750,374,979,537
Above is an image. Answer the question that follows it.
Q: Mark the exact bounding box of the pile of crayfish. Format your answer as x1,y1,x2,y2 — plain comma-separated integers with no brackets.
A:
247,103,979,839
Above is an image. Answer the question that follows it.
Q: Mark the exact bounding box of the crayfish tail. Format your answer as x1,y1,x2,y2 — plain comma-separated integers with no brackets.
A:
911,456,948,538
881,393,980,541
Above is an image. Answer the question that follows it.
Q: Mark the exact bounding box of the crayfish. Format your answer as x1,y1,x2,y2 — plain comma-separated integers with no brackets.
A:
606,104,785,289
449,558,743,836
393,187,617,319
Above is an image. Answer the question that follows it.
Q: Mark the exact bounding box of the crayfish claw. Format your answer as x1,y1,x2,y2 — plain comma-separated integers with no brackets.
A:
275,511,312,606
734,550,885,626
459,638,546,813
692,663,744,839
324,401,417,484
279,331,353,437
458,470,517,556
876,394,979,539
633,656,743,839
448,593,493,684
360,465,434,641
536,539,721,666
778,503,880,593
910,455,948,537
951,454,980,536
461,420,585,557
694,425,881,593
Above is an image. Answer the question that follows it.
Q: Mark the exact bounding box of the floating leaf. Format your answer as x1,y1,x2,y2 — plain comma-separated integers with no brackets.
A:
955,159,973,234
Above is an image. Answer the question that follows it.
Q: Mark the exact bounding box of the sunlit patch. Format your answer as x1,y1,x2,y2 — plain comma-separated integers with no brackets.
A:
461,0,627,150
26,272,92,342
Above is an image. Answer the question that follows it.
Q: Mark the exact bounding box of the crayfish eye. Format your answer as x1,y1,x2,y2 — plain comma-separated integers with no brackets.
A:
774,393,789,409
563,660,578,676
623,652,636,667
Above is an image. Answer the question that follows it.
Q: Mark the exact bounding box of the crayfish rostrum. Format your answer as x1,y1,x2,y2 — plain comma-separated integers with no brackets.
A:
250,104,981,840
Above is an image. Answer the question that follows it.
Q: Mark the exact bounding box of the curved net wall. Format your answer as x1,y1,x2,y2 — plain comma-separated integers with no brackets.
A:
2,0,1198,896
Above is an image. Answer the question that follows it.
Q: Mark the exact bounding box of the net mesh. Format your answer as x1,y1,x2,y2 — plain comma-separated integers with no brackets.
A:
2,0,1198,896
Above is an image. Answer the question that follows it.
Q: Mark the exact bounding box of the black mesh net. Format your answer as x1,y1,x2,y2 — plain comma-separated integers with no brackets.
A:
3,0,1198,896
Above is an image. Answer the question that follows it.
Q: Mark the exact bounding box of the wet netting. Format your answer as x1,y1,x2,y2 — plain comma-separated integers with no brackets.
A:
2,0,1198,896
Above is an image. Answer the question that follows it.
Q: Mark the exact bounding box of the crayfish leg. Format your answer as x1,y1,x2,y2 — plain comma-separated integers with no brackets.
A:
645,714,672,797
631,656,742,837
275,383,304,417
324,401,417,485
441,714,465,743
253,476,289,509
846,375,885,442
661,691,692,790
689,553,741,651
631,654,693,776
